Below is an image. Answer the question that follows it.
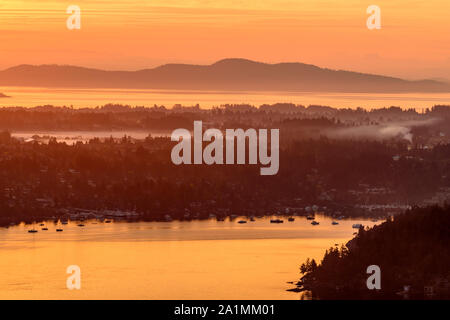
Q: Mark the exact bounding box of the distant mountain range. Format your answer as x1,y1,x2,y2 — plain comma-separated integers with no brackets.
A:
0,58,449,93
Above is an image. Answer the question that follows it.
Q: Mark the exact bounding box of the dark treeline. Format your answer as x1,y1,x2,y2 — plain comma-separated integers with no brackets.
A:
297,205,450,299
0,103,449,131
0,130,449,226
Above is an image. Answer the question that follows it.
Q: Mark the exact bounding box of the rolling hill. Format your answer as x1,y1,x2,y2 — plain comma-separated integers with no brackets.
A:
0,58,449,93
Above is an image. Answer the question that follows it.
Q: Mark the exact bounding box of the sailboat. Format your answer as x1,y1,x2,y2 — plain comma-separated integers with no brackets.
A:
28,222,38,233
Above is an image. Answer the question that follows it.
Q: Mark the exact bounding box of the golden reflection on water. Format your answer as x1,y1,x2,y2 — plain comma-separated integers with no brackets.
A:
0,216,378,299
1,86,450,109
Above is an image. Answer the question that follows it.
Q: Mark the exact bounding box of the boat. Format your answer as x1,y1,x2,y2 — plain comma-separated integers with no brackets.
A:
306,215,315,220
332,221,339,225
42,227,48,231
311,221,320,225
352,223,363,229
39,223,45,226
56,229,63,232
288,217,295,222
105,220,112,223
28,229,38,233
77,224,85,227
270,219,284,223
237,220,247,224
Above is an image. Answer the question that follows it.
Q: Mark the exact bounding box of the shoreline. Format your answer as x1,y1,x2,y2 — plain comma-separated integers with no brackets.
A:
1,209,386,228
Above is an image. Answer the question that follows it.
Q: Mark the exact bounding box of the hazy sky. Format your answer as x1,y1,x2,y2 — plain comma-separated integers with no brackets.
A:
1,0,449,80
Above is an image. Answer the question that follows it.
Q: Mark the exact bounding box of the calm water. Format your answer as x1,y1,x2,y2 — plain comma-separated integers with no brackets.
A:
1,86,450,109
0,215,379,299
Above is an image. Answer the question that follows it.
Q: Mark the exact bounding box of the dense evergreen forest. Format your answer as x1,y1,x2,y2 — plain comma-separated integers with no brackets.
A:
0,104,449,227
0,130,448,226
297,205,450,299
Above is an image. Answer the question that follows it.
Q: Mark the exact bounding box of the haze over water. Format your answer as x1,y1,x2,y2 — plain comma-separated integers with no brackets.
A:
1,87,449,110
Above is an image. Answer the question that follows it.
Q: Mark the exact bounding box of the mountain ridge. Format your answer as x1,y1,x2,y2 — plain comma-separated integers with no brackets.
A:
1,58,449,93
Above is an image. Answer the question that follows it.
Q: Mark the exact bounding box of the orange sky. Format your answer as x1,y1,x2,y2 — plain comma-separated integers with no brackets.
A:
0,0,449,80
